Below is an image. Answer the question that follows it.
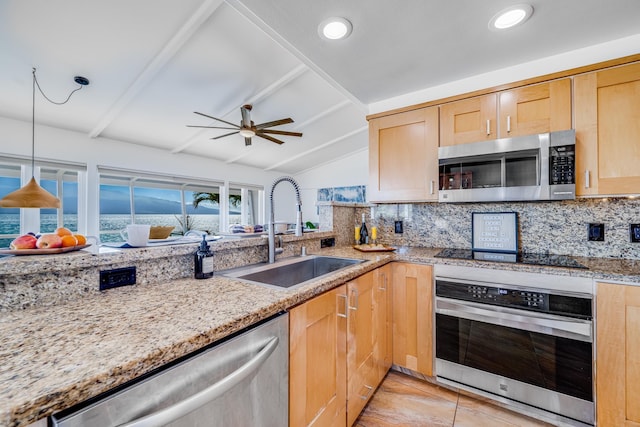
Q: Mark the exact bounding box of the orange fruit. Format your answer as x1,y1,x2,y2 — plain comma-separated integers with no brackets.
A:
73,234,87,245
55,227,73,237
60,235,78,247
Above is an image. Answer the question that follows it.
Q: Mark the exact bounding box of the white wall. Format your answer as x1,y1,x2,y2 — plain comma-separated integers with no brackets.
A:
0,116,297,235
294,148,368,223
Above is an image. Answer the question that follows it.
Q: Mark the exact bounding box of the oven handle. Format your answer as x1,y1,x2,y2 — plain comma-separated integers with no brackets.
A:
436,297,592,342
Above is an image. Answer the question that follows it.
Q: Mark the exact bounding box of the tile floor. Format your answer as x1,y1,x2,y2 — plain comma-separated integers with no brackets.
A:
355,371,553,427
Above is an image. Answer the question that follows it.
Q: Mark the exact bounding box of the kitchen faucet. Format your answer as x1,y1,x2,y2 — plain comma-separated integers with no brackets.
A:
268,176,302,263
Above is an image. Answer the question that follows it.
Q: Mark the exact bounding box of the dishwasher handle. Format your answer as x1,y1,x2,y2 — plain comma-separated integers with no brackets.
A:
117,336,279,427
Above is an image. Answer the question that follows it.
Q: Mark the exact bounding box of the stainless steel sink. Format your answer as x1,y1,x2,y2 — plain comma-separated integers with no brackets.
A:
221,255,364,289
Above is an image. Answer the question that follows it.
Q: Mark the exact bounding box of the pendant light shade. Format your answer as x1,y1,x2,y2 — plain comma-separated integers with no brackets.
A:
0,177,61,208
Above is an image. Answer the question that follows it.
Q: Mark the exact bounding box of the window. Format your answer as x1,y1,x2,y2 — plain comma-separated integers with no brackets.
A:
0,158,83,247
98,168,225,243
228,183,264,229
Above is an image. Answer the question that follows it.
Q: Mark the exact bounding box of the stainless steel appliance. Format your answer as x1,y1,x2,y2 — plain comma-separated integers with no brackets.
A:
438,129,576,202
434,265,594,426
51,313,288,427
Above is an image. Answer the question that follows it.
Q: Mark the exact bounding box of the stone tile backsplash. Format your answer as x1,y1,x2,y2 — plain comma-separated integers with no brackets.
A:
371,198,640,259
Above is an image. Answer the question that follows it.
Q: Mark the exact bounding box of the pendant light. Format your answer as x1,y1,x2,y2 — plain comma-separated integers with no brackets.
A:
0,68,89,208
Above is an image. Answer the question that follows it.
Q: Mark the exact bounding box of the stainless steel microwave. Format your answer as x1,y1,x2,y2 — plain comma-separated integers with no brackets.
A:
438,130,576,203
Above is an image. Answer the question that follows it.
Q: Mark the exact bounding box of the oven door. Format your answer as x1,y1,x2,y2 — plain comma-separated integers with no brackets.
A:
435,297,594,425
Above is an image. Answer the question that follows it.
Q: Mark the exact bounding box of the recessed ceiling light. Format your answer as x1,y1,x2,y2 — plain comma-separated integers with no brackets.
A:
318,17,353,40
489,4,533,30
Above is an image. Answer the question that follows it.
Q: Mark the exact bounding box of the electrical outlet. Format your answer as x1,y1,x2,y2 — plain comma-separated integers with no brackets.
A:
630,224,640,243
587,223,605,242
100,266,136,290
394,220,403,234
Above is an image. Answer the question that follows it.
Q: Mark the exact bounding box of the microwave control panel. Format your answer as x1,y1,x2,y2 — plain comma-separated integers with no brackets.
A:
549,144,575,185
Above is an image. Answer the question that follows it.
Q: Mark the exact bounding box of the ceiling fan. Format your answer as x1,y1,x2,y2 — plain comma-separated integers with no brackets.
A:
187,104,302,146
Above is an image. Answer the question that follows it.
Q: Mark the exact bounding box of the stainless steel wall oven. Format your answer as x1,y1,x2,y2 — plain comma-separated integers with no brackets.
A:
434,265,594,426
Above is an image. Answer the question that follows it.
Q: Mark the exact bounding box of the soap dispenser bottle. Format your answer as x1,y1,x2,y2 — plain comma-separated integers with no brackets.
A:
194,234,214,279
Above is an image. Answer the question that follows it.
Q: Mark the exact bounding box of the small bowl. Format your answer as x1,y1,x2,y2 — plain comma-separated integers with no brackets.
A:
149,226,175,239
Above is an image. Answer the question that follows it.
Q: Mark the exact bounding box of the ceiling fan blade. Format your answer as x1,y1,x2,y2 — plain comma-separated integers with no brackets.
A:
259,129,303,137
241,105,252,128
211,131,240,140
193,111,240,128
186,125,239,130
255,133,285,145
255,118,293,129
244,137,252,146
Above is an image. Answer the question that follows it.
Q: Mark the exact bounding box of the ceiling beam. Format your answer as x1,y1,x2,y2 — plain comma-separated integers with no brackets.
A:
172,63,308,154
225,0,367,114
264,126,368,171
88,0,225,138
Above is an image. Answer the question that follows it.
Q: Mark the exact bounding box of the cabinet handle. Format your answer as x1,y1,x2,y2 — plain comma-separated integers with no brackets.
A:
507,115,511,133
337,294,347,318
429,180,434,195
486,119,490,135
379,273,387,291
348,289,359,311
360,385,374,400
585,170,590,189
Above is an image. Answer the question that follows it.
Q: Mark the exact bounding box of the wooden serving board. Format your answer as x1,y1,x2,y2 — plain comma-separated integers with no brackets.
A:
0,244,91,256
352,244,396,252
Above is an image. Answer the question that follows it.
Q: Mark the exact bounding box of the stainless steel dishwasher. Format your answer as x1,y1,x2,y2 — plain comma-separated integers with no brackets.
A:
51,313,288,427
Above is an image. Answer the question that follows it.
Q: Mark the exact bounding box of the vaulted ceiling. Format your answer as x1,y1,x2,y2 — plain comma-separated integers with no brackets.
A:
1,0,638,174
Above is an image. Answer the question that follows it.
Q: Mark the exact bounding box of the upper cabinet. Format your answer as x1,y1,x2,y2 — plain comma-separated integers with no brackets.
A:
440,93,497,146
574,62,640,196
368,107,439,202
440,79,572,147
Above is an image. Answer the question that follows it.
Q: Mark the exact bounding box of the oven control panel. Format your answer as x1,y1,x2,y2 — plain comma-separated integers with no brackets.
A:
549,144,575,185
436,279,593,319
466,285,549,310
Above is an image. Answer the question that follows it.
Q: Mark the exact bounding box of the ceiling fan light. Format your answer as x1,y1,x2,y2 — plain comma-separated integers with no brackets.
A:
239,128,255,138
489,4,533,30
318,17,352,40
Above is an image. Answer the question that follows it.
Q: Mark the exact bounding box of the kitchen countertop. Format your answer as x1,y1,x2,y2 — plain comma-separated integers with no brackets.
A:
2,245,640,427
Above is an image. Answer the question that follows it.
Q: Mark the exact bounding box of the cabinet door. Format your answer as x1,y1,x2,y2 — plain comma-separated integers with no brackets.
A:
391,263,433,377
596,282,640,427
575,63,640,196
440,93,497,146
290,285,347,427
368,107,439,202
374,264,393,383
346,271,377,426
498,78,571,137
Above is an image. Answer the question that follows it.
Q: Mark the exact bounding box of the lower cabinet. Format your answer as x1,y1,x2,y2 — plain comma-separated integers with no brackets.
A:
289,267,392,427
596,282,640,427
289,284,347,427
391,263,433,376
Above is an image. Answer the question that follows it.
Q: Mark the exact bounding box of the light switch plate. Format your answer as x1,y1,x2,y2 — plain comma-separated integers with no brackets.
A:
630,224,640,243
588,223,605,242
394,220,403,234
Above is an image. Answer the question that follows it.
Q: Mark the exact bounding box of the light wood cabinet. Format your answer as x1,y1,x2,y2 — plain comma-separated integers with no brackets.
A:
290,268,392,427
596,282,640,427
346,270,377,426
368,107,439,202
391,263,433,376
440,79,571,147
440,93,497,146
290,284,347,427
574,62,640,196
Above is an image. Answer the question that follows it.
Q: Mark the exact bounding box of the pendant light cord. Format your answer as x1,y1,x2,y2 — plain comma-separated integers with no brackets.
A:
30,67,86,175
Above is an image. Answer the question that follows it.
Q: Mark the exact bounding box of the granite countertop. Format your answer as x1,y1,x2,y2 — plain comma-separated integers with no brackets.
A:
2,245,640,427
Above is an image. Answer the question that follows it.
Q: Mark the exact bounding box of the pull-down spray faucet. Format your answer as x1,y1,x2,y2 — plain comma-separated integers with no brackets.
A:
268,176,302,263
